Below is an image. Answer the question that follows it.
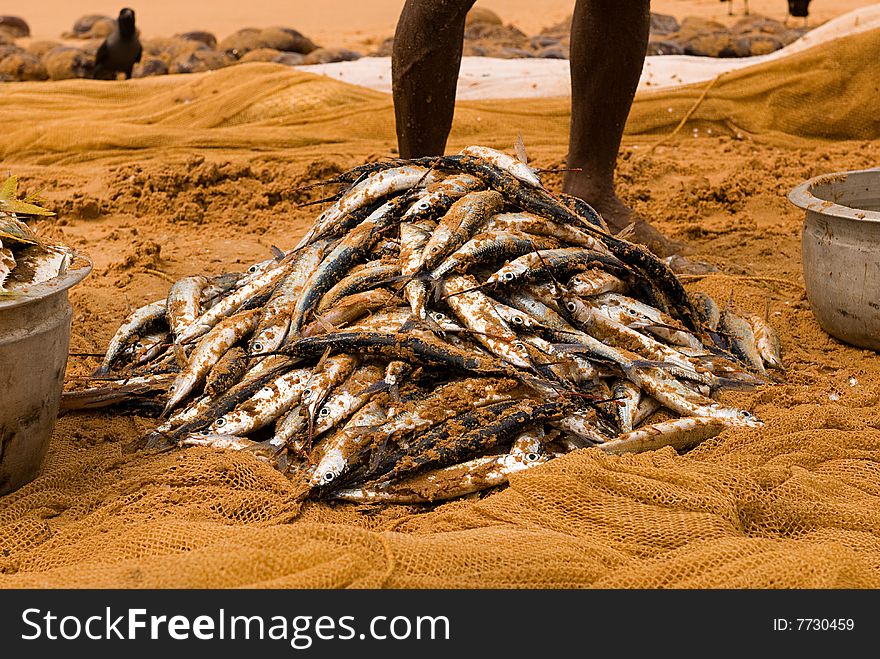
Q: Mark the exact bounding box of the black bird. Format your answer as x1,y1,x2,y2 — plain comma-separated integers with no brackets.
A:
93,8,142,80
786,0,812,26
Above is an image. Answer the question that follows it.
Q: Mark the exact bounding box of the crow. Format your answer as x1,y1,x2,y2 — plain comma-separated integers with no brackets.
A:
93,8,142,80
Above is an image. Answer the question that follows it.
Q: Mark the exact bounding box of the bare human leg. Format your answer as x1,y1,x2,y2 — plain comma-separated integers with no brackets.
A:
392,0,477,158
566,0,687,256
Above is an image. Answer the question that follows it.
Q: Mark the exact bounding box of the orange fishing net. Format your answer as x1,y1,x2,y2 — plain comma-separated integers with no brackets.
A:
1,29,878,588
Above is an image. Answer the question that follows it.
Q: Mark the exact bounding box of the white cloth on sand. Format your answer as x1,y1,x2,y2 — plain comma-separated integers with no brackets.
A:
295,5,880,99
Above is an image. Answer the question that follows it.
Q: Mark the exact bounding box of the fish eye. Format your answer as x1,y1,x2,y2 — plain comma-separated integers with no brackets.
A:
511,316,523,325
252,341,263,352
566,301,577,312
215,417,226,427
261,386,272,394
319,407,330,417
525,452,540,462
248,265,258,273
322,471,335,483
135,342,143,349
503,272,515,281
302,388,311,398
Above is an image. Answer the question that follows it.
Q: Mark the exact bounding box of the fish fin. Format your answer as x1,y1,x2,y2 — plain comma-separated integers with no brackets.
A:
724,290,735,312
355,380,392,397
514,133,529,164
172,343,188,369
615,223,637,241
368,436,390,474
124,428,177,453
310,312,340,335
713,375,765,391
314,346,333,372
629,320,690,333
270,245,285,260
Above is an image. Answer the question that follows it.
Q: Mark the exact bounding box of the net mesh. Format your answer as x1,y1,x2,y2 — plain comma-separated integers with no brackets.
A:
1,29,878,588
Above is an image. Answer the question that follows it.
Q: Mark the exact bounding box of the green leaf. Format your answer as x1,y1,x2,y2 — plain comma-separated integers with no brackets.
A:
0,176,55,216
0,176,18,201
0,217,40,245
0,198,56,216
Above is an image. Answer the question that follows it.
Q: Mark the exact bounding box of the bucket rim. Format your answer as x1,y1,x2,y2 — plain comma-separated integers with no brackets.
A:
0,252,92,311
788,167,880,223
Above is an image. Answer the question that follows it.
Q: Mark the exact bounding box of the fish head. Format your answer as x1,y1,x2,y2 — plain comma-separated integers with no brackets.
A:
488,262,529,287
211,412,236,433
733,409,764,428
118,8,136,37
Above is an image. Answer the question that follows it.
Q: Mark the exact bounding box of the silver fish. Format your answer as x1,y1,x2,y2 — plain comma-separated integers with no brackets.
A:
163,308,261,415
95,298,167,375
166,275,209,341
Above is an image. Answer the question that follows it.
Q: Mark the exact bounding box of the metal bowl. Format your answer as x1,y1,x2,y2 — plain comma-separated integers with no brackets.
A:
789,168,880,350
0,253,91,496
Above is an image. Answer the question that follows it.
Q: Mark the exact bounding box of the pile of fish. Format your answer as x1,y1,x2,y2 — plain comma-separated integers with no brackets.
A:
65,146,783,504
0,176,73,296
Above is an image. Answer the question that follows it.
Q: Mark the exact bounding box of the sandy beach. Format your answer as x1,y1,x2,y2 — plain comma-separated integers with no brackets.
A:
0,1,879,591
18,0,880,47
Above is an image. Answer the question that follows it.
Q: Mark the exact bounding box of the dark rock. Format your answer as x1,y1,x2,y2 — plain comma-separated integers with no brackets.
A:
63,15,115,39
647,39,684,56
0,43,23,60
217,27,262,58
500,47,534,58
650,12,680,36
530,35,561,48
0,16,30,38
463,44,487,57
675,16,728,41
0,51,48,80
464,21,529,48
133,58,169,77
779,27,808,45
171,49,234,74
734,34,784,56
371,37,394,57
732,15,788,35
681,31,734,57
218,27,318,58
302,48,361,65
272,52,306,66
143,37,208,63
268,27,318,54
465,7,503,27
81,39,105,57
537,45,568,59
539,15,571,39
26,40,61,58
176,31,218,49
43,47,94,80
240,48,283,63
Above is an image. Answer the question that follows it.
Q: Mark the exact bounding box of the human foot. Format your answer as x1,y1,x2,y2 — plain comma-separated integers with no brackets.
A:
563,186,689,258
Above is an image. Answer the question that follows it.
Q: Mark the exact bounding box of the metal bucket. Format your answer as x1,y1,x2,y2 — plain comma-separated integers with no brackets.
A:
789,168,880,350
0,254,91,496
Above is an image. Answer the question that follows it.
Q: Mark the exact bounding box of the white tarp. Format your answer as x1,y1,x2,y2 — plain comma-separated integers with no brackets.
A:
296,4,880,99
